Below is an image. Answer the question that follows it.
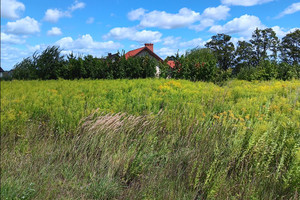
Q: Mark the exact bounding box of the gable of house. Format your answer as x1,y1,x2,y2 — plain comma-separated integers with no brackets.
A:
125,44,163,62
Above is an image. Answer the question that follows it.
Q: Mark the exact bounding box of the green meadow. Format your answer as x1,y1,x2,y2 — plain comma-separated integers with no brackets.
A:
1,79,300,199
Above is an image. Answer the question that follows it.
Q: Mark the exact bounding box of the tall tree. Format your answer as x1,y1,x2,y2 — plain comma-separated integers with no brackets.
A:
280,29,300,65
235,41,255,67
205,34,235,70
36,46,65,79
250,28,279,65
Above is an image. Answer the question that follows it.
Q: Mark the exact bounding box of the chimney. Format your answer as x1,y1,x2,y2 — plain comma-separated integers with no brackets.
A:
145,43,153,52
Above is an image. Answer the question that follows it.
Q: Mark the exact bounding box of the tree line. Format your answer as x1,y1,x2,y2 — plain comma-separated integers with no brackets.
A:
8,28,300,82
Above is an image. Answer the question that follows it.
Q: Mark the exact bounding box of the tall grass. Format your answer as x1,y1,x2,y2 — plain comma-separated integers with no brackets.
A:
1,79,299,199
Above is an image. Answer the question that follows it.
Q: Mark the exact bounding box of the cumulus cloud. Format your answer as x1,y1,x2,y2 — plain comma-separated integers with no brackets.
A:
68,0,85,11
104,27,162,43
162,36,181,46
221,0,273,6
202,5,230,20
190,19,215,31
43,9,70,23
1,0,25,19
47,27,62,36
190,5,230,32
209,14,265,37
277,2,300,18
55,34,123,51
86,17,94,24
128,8,146,21
156,47,185,58
179,38,205,48
43,0,85,23
156,47,178,57
128,8,200,29
1,32,26,44
130,44,140,49
272,26,300,38
6,16,40,35
1,44,45,70
128,6,230,31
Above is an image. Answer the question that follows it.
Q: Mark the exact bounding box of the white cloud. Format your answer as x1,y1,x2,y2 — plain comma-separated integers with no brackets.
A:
128,8,146,21
43,9,70,23
1,0,25,19
190,19,215,31
1,32,25,44
43,0,85,23
69,0,85,11
202,5,230,20
27,44,42,52
163,36,181,46
47,27,62,36
86,17,94,24
157,47,178,57
221,0,273,6
156,47,185,58
104,27,162,43
179,38,205,48
6,16,40,35
190,5,230,32
272,26,300,38
209,14,264,37
277,2,300,18
1,44,45,70
129,7,200,29
55,34,123,50
130,44,140,49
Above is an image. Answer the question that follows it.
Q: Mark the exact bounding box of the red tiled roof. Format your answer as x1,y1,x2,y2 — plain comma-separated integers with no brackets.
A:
125,47,145,59
167,61,175,68
125,44,176,68
125,46,163,62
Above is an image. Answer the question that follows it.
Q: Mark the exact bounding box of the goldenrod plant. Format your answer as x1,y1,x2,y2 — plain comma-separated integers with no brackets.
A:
1,79,299,199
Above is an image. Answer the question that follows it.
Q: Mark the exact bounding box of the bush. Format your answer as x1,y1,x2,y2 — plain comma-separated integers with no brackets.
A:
169,48,219,82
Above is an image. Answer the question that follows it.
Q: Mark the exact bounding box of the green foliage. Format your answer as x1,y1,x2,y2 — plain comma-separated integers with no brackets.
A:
12,56,38,80
1,79,299,199
250,28,280,64
205,33,235,70
86,177,122,199
234,41,255,74
11,47,159,80
36,46,65,80
8,28,300,82
281,29,300,65
169,48,220,82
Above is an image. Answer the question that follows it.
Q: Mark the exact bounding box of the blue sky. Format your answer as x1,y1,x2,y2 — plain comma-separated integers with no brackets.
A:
1,0,300,70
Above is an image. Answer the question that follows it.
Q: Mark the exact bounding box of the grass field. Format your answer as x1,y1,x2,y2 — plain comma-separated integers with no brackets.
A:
1,79,300,199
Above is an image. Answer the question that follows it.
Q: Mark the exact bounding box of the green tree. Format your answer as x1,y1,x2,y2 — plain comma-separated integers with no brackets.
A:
234,41,255,73
280,29,300,65
36,46,65,79
250,28,279,65
12,56,37,80
64,53,86,79
205,34,235,71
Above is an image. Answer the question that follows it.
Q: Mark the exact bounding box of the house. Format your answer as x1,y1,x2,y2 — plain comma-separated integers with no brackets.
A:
0,67,4,78
125,43,166,77
125,43,163,62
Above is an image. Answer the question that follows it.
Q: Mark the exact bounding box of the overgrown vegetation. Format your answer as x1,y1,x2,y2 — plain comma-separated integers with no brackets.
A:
1,79,299,199
12,47,159,80
8,28,300,82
